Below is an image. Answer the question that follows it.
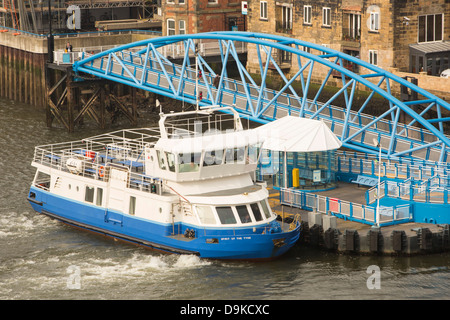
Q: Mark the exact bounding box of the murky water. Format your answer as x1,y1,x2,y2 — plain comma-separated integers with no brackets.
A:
0,98,449,301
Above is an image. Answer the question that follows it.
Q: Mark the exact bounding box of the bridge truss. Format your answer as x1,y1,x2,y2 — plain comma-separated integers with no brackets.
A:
73,32,450,162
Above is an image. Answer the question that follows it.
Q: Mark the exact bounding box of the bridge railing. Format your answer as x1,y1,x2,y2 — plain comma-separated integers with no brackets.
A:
73,37,450,162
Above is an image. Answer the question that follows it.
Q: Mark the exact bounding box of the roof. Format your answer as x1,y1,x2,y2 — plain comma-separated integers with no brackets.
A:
154,129,263,154
409,41,450,55
255,116,342,152
155,115,342,154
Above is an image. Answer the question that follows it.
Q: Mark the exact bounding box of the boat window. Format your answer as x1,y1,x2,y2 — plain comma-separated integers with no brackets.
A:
260,199,271,219
225,147,246,164
250,203,263,221
216,206,237,224
166,152,176,172
85,186,95,203
196,205,217,225
96,188,103,206
236,205,252,224
178,152,201,172
247,144,260,164
157,150,166,170
203,150,224,166
129,196,136,215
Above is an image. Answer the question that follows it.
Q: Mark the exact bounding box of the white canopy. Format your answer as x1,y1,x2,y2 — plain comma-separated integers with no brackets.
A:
154,115,341,154
255,116,342,152
154,129,263,154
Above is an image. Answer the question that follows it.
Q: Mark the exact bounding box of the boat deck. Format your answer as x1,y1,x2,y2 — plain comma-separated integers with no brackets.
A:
32,127,163,191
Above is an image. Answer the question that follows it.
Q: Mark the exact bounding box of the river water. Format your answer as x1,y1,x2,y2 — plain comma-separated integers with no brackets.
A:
0,98,449,302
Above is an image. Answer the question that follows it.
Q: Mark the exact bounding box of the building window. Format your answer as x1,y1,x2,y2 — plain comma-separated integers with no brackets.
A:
179,20,186,35
322,7,331,27
179,0,185,3
208,0,218,3
303,46,311,53
167,19,175,36
369,50,378,66
304,5,312,24
418,14,443,43
282,5,292,30
369,12,379,31
321,44,330,55
260,1,268,20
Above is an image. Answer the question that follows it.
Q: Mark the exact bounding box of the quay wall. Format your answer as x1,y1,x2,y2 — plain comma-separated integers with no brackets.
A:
299,212,450,255
0,31,158,108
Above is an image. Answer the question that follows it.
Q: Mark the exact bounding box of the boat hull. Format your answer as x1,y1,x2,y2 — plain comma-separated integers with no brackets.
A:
27,186,300,260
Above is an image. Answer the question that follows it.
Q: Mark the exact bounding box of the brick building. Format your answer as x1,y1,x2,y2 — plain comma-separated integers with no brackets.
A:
246,0,450,79
161,0,246,36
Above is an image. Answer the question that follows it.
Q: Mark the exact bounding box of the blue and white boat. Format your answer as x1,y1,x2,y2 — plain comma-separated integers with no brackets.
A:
27,106,301,260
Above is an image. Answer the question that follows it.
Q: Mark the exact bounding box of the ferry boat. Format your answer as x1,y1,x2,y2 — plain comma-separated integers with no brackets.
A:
27,106,301,260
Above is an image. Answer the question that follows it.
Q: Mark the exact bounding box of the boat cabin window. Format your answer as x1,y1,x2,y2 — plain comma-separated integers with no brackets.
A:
178,152,201,172
85,186,95,203
216,206,237,224
157,150,166,170
166,152,176,172
196,205,217,225
203,150,224,166
236,205,252,224
250,203,263,221
260,200,271,219
129,196,136,215
247,144,259,164
96,188,103,206
225,147,246,164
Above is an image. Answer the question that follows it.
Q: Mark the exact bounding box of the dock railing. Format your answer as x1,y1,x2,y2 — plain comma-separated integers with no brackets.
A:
280,187,413,226
336,150,450,182
368,177,450,205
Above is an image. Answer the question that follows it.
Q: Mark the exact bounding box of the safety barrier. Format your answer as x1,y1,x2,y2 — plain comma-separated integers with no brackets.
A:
368,177,450,205
280,187,413,226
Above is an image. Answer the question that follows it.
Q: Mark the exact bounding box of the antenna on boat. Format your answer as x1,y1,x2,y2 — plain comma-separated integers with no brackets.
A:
156,99,161,114
195,43,199,112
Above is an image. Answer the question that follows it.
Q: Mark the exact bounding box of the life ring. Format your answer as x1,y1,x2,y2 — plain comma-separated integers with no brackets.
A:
98,166,105,177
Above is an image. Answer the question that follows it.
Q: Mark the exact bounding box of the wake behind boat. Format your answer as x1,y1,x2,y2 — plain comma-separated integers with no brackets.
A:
27,106,301,260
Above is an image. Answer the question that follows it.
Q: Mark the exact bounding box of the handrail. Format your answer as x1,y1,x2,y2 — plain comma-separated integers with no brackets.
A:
280,187,413,226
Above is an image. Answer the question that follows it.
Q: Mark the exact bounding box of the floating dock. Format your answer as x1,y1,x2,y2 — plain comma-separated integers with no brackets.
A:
270,182,450,255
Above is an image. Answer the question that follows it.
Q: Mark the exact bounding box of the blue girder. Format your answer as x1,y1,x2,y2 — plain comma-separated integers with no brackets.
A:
73,32,450,162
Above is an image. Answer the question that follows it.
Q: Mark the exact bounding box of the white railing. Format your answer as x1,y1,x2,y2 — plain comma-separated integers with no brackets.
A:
280,187,413,226
367,178,450,205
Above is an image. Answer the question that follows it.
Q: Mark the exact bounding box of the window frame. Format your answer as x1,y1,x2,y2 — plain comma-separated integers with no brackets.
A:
179,20,186,35
418,13,443,43
322,7,331,27
369,50,378,66
260,1,268,20
303,5,312,25
369,12,380,32
167,18,176,36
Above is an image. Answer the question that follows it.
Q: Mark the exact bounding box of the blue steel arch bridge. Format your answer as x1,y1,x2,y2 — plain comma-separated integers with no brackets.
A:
72,31,450,164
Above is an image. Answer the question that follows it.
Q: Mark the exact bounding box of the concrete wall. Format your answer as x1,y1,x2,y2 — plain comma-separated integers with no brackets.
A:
0,30,159,108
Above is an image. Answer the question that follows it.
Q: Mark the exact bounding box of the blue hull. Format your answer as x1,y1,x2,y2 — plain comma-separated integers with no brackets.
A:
27,186,300,260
